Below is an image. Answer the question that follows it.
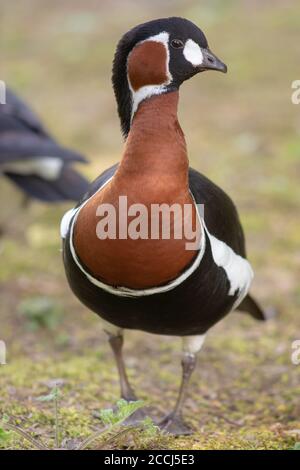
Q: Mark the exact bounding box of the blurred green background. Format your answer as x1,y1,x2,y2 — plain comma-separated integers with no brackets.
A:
0,0,299,450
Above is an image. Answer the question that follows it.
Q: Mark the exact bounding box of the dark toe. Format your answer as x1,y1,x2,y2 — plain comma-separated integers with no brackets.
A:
158,414,193,436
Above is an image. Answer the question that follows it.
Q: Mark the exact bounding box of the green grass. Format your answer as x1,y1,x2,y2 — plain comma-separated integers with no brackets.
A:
1,0,300,450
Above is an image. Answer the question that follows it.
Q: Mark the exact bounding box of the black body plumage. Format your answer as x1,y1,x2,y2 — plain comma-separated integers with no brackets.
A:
63,165,264,336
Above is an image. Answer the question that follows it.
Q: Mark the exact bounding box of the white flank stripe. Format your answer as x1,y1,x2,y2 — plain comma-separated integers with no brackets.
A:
60,207,78,239
60,176,113,239
203,221,253,309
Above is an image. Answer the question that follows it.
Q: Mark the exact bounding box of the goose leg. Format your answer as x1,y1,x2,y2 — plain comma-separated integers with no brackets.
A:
159,335,206,436
108,333,137,402
107,331,149,424
159,353,196,435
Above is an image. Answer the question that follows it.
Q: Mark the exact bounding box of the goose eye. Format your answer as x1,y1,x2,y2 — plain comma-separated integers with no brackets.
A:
171,39,184,49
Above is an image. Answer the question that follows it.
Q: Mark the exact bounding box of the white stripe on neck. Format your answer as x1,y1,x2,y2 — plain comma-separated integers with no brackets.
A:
130,84,168,118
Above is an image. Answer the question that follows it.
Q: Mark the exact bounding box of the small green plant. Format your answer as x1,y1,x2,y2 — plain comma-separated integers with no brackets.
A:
98,399,144,426
0,386,159,450
18,296,63,331
79,399,148,450
36,386,61,447
0,426,12,444
128,417,165,450
0,413,46,450
293,442,300,450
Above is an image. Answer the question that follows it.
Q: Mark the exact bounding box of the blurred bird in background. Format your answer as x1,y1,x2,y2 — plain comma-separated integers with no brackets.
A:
0,87,89,235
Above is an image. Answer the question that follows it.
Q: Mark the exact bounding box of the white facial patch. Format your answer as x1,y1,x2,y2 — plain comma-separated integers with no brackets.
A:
183,39,203,67
128,31,172,119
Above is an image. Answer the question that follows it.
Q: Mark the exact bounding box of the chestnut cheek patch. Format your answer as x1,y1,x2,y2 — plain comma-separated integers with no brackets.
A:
127,41,169,91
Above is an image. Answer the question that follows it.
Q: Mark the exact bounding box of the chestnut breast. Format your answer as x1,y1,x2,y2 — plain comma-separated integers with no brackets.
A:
73,93,200,289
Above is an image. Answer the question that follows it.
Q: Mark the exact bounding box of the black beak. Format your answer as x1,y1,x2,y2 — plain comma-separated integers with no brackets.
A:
200,48,227,73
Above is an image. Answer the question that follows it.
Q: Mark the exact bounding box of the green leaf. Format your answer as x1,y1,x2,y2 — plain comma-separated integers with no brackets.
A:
140,417,159,437
98,408,115,425
99,400,144,426
0,427,11,443
293,442,300,450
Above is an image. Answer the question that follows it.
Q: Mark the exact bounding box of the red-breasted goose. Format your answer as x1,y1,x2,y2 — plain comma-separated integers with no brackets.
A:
61,17,268,435
0,87,89,203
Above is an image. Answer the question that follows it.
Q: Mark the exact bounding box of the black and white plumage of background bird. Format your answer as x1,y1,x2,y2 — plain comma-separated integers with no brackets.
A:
0,87,89,204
